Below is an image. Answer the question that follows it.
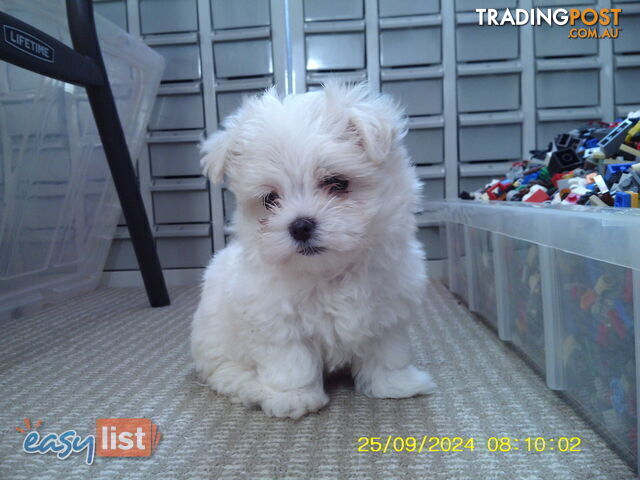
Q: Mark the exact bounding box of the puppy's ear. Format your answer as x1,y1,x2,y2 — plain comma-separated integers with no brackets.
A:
326,82,405,164
200,130,232,184
343,110,395,165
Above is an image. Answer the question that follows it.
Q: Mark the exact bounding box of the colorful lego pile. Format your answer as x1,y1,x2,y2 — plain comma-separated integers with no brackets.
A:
460,111,640,208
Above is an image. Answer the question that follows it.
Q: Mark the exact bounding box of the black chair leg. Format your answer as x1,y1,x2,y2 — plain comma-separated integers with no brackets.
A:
67,0,170,307
85,86,171,308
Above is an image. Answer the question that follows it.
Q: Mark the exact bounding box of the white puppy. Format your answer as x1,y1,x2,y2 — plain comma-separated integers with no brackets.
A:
191,83,436,419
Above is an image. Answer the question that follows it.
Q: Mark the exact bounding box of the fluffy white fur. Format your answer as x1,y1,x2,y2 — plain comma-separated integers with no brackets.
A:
191,83,436,419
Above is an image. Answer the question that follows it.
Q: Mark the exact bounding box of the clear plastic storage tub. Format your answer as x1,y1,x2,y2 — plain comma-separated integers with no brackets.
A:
434,200,640,469
0,0,164,318
445,222,468,303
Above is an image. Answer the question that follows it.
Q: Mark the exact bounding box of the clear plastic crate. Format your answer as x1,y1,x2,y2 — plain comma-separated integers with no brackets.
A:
503,237,545,372
438,221,449,288
467,227,498,329
0,0,164,318
555,251,636,461
445,221,468,302
435,200,640,470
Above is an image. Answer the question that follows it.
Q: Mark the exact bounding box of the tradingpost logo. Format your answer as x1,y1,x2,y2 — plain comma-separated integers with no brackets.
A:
476,8,623,39
16,417,162,465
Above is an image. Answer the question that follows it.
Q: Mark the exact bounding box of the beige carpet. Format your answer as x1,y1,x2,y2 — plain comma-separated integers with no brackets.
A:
0,281,635,479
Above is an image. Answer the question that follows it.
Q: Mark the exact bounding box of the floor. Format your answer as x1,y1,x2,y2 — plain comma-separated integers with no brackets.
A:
0,281,636,479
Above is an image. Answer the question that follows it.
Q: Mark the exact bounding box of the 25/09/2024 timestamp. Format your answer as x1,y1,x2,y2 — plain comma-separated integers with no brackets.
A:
357,436,582,453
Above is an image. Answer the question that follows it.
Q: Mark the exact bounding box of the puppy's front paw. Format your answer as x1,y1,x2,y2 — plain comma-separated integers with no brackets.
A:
260,388,329,419
358,365,437,399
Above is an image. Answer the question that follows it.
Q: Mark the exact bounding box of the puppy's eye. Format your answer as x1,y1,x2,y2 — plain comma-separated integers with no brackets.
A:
322,176,349,193
263,191,280,209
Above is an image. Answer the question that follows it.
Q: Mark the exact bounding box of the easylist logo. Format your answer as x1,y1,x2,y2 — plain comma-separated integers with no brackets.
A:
476,8,623,39
17,417,161,465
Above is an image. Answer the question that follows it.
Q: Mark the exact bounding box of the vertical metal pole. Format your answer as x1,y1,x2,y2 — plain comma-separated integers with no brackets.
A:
125,0,141,36
598,0,615,122
125,0,155,221
197,0,226,252
287,0,305,94
441,0,459,199
364,0,380,92
520,0,536,156
270,0,289,96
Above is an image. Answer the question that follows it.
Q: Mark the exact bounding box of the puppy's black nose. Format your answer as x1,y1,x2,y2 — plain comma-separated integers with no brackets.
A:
289,217,316,242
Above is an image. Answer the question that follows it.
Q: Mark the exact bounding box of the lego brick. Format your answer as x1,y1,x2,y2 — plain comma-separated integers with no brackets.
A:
548,149,582,174
139,0,198,34
459,123,522,162
380,27,442,67
416,226,446,260
614,192,632,208
456,24,519,62
536,119,591,150
304,0,364,22
156,225,213,269
536,69,600,109
150,43,201,82
605,163,633,181
94,0,127,30
148,135,202,178
211,0,270,30
306,32,365,71
615,66,640,105
379,0,440,17
534,24,598,58
381,78,443,116
457,73,520,113
615,13,640,54
626,120,640,143
405,127,444,165
149,86,205,131
152,181,210,224
523,187,551,203
217,89,262,122
599,119,635,157
456,0,516,11
620,144,640,158
213,38,273,78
